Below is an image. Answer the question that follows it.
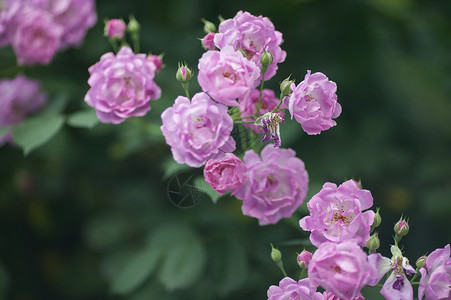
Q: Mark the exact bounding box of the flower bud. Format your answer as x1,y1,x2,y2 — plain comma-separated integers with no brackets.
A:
371,208,381,230
366,233,380,251
297,250,312,269
201,18,216,34
201,32,216,50
127,15,140,34
147,54,163,73
416,255,427,269
260,51,273,73
270,243,282,263
176,64,193,82
280,77,294,97
394,217,409,237
105,19,126,39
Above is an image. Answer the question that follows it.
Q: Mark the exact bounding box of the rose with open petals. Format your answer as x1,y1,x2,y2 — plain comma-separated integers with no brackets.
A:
161,92,235,168
85,46,161,124
267,277,323,300
204,153,246,195
419,244,451,300
234,144,308,225
10,6,63,65
198,46,260,107
309,241,377,300
287,70,341,135
299,179,375,247
214,11,286,81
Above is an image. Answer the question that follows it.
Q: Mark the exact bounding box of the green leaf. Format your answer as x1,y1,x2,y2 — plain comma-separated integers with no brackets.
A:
110,245,162,295
162,159,190,180
157,236,206,290
218,241,248,296
193,176,222,204
67,109,99,129
148,223,206,291
11,112,64,156
0,127,10,137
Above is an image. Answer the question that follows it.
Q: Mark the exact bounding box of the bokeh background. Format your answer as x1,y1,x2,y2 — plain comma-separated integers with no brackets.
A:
1,0,450,299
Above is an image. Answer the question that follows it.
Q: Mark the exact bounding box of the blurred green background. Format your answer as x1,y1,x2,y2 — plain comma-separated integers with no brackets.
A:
1,0,451,299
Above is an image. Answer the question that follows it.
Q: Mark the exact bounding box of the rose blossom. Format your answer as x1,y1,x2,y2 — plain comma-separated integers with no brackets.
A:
214,11,286,81
419,244,451,300
105,19,126,39
267,277,323,300
299,179,375,247
0,75,47,127
0,75,47,145
160,92,236,168
323,292,365,300
287,70,341,135
197,46,260,107
234,144,308,225
38,0,97,48
308,241,377,300
10,6,63,65
85,46,161,124
203,153,246,195
147,54,163,73
201,32,215,50
239,88,284,133
297,250,312,269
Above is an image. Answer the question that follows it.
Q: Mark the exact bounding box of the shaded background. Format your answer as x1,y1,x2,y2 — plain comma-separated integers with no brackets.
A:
1,0,450,299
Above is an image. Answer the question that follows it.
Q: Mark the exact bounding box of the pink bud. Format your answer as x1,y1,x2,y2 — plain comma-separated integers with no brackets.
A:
297,250,312,269
202,32,216,50
147,55,163,73
105,19,126,39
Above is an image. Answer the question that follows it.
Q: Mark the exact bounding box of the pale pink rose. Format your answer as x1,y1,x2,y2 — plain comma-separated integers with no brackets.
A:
308,241,377,300
299,180,375,247
419,244,451,300
287,70,341,135
203,153,246,195
105,19,126,39
197,46,260,107
267,277,323,300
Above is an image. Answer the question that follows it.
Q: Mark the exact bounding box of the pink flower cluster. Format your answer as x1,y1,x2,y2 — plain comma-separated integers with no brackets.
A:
0,0,96,65
0,75,47,145
85,47,161,124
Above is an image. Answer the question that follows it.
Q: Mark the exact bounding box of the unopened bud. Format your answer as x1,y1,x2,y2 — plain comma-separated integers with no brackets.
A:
147,54,163,73
105,19,126,39
280,77,295,97
270,243,282,263
201,32,216,50
127,15,140,34
394,218,409,237
297,250,312,269
176,64,193,82
260,51,273,73
201,18,216,34
371,208,382,230
416,255,427,269
366,233,380,251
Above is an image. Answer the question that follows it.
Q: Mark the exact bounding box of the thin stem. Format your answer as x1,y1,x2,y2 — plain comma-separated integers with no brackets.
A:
108,38,118,53
234,120,256,124
410,269,420,283
132,33,140,53
271,93,285,113
182,82,190,99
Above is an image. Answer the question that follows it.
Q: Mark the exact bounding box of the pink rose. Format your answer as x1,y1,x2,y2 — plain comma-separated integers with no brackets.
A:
201,32,215,50
299,180,375,247
287,70,341,135
105,19,126,39
160,92,236,168
238,89,284,133
309,241,377,300
267,277,323,300
234,144,308,225
197,46,260,107
214,11,286,81
203,153,246,195
10,7,63,65
419,244,451,300
85,47,161,124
